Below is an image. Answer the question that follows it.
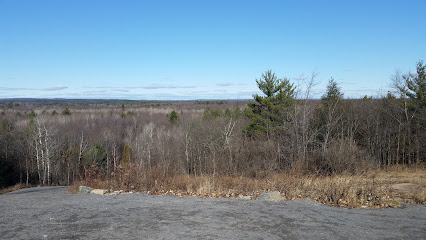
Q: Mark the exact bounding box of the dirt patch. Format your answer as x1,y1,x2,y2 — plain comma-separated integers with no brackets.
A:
392,183,420,193
391,183,426,204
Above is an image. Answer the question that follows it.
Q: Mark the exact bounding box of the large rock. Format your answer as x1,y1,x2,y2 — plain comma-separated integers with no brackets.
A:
258,191,285,202
90,189,108,195
78,186,93,194
387,200,401,208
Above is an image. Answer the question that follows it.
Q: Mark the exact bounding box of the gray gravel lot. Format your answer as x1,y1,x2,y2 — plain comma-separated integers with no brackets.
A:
0,187,425,239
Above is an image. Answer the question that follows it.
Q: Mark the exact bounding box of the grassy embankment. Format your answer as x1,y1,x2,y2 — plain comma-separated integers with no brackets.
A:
69,165,425,208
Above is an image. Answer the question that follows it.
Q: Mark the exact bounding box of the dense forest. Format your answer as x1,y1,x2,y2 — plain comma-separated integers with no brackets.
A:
0,61,424,190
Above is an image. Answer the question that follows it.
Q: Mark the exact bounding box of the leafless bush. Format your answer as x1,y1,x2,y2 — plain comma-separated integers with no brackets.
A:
0,98,424,194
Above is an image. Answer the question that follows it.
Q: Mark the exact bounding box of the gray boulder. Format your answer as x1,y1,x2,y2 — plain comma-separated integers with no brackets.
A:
78,186,93,194
258,191,285,202
91,189,108,195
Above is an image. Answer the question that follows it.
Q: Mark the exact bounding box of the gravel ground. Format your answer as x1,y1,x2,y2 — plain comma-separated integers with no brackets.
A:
0,187,425,239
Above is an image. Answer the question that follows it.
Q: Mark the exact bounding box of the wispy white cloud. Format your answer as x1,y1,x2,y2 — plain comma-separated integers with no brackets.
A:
82,90,109,94
84,85,197,90
84,86,120,89
42,85,68,91
133,84,196,89
179,90,208,94
0,87,35,91
217,82,234,86
1,85,68,91
112,89,130,92
237,89,259,94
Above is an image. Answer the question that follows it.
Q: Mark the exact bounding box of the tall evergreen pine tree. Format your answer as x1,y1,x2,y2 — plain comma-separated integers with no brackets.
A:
245,70,296,137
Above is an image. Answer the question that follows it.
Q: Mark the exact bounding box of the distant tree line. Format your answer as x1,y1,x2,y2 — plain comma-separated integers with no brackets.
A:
0,61,424,189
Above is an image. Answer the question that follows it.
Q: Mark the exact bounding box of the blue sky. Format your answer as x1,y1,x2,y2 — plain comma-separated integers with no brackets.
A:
0,0,425,100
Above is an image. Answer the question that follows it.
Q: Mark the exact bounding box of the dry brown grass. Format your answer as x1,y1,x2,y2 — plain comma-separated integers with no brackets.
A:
164,167,425,207
0,183,33,195
157,174,391,207
72,166,425,208
67,183,80,194
375,165,426,204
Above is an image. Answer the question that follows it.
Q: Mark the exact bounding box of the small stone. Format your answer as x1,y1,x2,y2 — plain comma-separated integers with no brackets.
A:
239,195,252,200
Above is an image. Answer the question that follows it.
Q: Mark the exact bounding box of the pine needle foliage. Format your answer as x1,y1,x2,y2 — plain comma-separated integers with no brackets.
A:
245,70,296,138
321,77,343,104
167,110,179,124
401,60,426,109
